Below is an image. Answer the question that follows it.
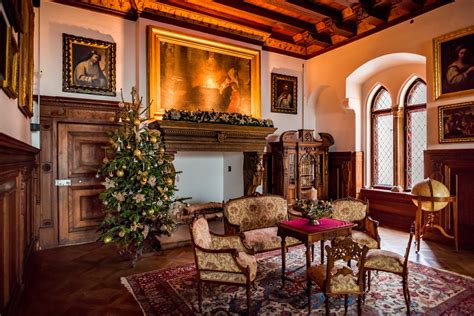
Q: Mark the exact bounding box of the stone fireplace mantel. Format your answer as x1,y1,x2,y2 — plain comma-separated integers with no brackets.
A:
149,120,277,195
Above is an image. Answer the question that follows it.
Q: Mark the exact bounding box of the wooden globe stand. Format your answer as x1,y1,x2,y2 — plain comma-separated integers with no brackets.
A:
413,195,458,253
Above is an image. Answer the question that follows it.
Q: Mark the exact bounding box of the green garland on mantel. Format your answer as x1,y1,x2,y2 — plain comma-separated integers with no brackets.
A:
162,109,274,128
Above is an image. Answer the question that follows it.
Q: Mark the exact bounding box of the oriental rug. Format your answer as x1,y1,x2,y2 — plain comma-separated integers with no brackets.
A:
121,247,474,315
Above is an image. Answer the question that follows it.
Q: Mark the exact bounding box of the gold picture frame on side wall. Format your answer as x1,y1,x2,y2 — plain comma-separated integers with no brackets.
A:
1,26,19,99
433,26,474,100
147,26,261,119
438,101,474,143
18,0,35,117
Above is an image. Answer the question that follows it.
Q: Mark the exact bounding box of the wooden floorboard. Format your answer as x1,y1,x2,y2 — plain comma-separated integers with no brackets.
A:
17,226,474,315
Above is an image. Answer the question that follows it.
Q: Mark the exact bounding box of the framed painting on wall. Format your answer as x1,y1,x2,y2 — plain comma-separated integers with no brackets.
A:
271,73,297,114
0,26,19,99
18,0,34,117
147,26,261,119
0,13,7,84
438,101,474,143
433,26,474,99
63,34,116,96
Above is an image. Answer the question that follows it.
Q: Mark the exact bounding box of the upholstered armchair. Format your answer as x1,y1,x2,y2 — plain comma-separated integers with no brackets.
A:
190,217,257,314
364,224,415,313
308,237,369,315
332,197,380,249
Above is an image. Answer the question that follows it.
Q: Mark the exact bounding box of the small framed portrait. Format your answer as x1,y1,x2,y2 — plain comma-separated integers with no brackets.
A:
63,34,116,96
438,101,474,143
433,26,474,99
271,73,297,114
0,13,7,83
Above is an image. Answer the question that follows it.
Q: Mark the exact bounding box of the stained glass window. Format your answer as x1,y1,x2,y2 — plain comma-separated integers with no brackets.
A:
372,87,393,186
405,79,427,189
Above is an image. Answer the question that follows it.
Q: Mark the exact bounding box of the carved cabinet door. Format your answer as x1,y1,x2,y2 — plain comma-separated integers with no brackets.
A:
57,123,114,245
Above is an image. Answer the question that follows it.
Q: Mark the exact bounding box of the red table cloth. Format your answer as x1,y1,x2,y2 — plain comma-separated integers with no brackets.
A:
280,218,353,233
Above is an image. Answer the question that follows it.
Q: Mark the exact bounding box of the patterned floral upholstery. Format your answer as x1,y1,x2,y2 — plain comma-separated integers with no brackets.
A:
242,227,300,252
307,238,368,314
332,198,381,249
351,231,378,249
365,249,404,273
191,218,257,284
332,199,367,222
191,217,257,313
223,195,298,253
224,196,288,232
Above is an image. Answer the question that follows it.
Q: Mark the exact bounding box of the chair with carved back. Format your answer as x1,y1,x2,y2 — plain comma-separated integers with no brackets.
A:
332,197,380,249
364,223,415,314
189,217,257,314
308,237,369,315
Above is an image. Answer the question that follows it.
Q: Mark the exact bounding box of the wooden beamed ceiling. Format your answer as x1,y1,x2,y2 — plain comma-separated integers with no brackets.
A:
55,0,453,59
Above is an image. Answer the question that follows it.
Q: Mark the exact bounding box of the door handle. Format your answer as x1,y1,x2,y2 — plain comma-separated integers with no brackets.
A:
55,179,72,186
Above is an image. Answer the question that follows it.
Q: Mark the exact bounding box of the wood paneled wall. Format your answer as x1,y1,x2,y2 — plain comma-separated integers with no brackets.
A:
39,96,119,249
425,149,474,250
328,151,364,199
0,133,39,314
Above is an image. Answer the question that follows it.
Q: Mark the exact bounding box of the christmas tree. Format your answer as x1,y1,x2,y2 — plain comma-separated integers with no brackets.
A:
97,87,178,266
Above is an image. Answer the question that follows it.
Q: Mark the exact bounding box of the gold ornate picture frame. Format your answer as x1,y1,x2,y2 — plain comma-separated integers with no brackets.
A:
18,0,34,117
1,26,19,99
271,73,297,114
438,101,474,143
147,26,261,119
63,34,116,96
433,26,474,99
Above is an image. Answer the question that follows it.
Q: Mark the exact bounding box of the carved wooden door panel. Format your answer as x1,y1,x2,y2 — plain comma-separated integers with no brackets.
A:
58,123,114,245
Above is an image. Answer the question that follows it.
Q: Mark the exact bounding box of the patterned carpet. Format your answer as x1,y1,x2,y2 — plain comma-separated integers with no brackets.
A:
122,247,474,315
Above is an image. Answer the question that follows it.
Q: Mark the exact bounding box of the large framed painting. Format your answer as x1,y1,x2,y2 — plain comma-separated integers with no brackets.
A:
18,0,34,117
433,26,474,99
438,101,474,143
147,26,261,119
0,13,7,84
271,73,297,114
63,34,116,96
0,26,19,99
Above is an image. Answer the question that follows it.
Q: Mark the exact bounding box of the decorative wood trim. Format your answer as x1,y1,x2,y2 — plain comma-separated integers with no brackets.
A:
424,149,474,250
0,133,38,314
150,120,276,153
359,188,416,230
328,151,363,199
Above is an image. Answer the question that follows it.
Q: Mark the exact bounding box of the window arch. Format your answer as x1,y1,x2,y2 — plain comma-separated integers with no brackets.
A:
404,79,427,189
371,87,393,187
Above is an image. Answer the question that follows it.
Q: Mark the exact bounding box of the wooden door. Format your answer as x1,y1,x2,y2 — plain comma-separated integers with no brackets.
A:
58,123,114,245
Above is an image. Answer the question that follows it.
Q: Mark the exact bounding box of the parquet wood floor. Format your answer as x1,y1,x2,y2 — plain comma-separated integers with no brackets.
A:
17,226,474,315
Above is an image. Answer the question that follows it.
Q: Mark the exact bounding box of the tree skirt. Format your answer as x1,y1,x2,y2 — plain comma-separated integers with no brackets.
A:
121,247,474,315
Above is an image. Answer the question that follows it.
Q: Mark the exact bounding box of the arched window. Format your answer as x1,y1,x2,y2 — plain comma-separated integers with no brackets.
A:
371,87,393,187
405,79,427,189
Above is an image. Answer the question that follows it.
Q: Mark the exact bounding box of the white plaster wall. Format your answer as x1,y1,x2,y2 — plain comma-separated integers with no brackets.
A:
37,2,136,101
223,153,244,201
173,152,224,203
0,6,31,145
307,0,474,151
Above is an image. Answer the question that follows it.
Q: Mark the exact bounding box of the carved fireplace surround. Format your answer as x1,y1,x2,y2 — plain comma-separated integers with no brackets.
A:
149,120,277,195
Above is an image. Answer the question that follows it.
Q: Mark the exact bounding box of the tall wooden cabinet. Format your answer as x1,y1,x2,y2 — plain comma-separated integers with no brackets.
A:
265,130,334,205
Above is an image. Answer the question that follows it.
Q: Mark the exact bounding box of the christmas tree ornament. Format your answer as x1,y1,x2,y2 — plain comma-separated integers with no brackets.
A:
133,119,141,126
150,136,157,144
116,170,124,177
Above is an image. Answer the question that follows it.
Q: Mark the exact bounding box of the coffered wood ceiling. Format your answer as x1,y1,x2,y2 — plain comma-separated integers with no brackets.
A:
55,0,453,59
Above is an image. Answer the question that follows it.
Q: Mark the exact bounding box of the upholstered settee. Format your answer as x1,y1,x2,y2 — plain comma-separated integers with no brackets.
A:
223,195,300,253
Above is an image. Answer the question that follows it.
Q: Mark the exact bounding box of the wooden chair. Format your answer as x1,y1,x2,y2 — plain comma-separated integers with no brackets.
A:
307,237,369,315
190,217,257,314
332,197,381,249
364,223,415,314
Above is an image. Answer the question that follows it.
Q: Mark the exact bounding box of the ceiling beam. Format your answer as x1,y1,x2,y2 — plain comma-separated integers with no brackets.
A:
212,0,332,45
286,0,356,35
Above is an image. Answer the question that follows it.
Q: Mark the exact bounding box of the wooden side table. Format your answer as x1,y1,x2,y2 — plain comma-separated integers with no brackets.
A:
277,218,355,299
